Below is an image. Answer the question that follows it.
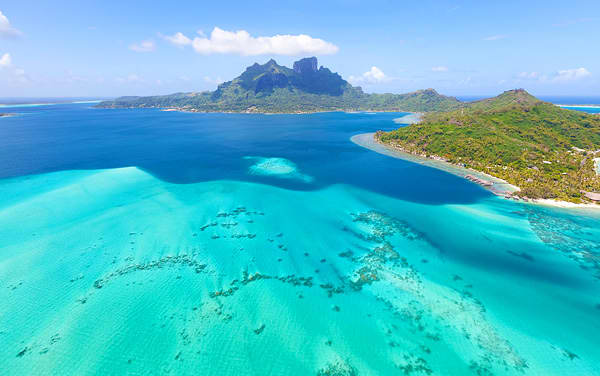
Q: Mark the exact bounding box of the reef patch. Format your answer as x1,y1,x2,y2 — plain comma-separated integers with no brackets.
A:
244,156,314,183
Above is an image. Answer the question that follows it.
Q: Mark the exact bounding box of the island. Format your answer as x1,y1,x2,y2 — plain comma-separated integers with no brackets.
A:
376,89,600,204
97,57,462,113
0,113,17,117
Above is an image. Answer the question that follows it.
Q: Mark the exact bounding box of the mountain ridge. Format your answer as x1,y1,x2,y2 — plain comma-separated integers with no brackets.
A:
97,57,462,113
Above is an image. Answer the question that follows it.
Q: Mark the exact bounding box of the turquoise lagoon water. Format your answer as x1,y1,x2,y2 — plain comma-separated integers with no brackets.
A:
0,104,599,375
559,105,600,114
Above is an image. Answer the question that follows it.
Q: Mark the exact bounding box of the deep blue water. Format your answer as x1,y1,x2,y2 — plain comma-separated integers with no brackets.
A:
0,104,489,205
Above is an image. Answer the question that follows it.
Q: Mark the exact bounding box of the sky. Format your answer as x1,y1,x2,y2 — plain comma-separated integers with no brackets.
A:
0,0,599,98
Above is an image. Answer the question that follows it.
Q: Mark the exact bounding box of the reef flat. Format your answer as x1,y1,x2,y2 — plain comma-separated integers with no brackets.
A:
0,167,599,375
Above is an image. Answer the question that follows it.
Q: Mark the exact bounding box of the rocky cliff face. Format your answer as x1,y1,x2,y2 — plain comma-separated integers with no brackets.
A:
293,57,318,74
212,56,347,96
255,72,289,93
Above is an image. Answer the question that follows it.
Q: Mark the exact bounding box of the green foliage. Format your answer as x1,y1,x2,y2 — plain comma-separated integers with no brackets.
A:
379,90,600,202
97,58,462,113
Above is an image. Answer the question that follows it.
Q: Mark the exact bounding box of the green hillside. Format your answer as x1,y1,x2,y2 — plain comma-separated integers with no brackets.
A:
97,57,462,113
378,89,600,203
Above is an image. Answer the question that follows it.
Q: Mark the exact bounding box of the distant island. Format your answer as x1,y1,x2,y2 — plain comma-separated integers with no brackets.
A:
97,57,462,113
0,113,16,117
377,89,600,204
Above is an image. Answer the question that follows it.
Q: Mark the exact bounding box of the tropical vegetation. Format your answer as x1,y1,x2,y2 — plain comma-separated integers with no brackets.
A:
378,89,600,203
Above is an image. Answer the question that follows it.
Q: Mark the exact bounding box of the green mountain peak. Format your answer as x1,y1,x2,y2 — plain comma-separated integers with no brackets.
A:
466,89,542,113
97,58,462,113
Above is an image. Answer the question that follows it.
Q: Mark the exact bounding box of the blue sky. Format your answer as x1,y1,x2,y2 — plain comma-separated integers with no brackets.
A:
0,0,599,97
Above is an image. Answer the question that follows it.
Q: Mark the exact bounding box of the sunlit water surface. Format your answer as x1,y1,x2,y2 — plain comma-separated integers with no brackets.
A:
0,104,599,375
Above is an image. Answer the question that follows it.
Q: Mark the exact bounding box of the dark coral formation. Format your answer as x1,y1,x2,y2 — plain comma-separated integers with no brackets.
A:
527,207,600,279
93,254,207,289
210,271,314,298
397,353,433,375
317,360,358,376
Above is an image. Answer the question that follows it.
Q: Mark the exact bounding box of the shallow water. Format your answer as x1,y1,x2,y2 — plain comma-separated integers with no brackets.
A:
559,105,600,114
0,104,599,375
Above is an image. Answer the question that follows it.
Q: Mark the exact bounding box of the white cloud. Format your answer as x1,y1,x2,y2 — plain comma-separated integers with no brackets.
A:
0,10,21,38
167,27,338,56
514,68,591,84
203,76,224,86
0,52,11,68
363,66,386,82
349,66,388,85
432,66,448,72
0,52,30,84
163,32,192,47
483,35,506,41
129,40,155,53
553,67,591,82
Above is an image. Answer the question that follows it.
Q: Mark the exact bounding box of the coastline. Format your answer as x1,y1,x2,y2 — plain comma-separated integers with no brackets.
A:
141,106,418,115
158,107,341,115
557,104,600,109
0,100,102,108
351,132,600,209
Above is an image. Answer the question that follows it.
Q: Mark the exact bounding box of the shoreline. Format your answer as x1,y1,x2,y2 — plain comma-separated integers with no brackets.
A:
102,106,415,115
0,100,102,108
159,108,340,115
557,104,600,109
351,132,600,210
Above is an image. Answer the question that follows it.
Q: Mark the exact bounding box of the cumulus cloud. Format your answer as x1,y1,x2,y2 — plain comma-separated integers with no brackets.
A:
363,66,386,82
0,52,11,68
432,66,448,72
129,40,155,53
0,10,21,38
203,76,224,85
483,35,506,41
164,27,338,56
349,66,388,85
163,32,192,47
515,68,591,83
554,67,591,82
0,53,30,85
